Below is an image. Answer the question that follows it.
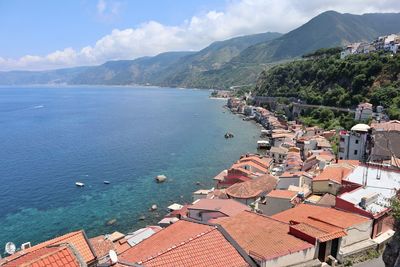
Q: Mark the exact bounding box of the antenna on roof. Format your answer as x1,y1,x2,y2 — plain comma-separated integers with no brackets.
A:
109,250,118,264
5,242,16,255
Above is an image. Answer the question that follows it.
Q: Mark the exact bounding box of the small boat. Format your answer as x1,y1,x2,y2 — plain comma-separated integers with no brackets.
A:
75,182,85,187
104,181,110,184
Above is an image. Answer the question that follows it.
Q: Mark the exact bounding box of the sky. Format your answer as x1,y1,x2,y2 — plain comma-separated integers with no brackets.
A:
0,0,400,71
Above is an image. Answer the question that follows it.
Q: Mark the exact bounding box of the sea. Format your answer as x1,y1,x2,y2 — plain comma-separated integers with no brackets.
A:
0,86,261,248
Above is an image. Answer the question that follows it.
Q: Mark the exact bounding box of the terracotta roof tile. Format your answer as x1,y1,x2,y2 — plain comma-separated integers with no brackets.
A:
272,204,370,229
267,190,297,199
313,165,354,184
226,175,278,199
89,235,114,259
188,199,250,217
118,220,251,267
218,211,314,261
1,230,95,266
2,246,80,267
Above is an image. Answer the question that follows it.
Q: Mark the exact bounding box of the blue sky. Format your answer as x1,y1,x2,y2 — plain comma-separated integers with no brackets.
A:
1,0,399,71
0,0,224,58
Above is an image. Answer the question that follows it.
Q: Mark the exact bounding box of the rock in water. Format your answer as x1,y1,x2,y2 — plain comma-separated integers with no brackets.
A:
106,219,117,226
150,204,157,211
139,215,146,221
155,175,167,183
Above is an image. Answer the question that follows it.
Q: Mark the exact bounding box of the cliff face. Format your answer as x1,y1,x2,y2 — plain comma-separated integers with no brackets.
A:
383,228,400,267
383,199,400,267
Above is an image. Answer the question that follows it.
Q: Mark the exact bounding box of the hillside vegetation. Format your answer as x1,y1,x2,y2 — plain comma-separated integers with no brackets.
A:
255,51,400,117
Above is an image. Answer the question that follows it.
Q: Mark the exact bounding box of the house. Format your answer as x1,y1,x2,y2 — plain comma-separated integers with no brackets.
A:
0,230,97,267
305,193,336,207
187,198,250,222
284,149,303,172
338,124,371,161
355,103,373,121
258,190,299,216
312,164,355,195
115,219,256,267
277,171,313,190
192,189,213,202
268,146,288,163
226,174,278,205
370,120,400,161
272,204,373,263
237,154,273,172
217,211,317,267
214,167,259,188
336,164,400,247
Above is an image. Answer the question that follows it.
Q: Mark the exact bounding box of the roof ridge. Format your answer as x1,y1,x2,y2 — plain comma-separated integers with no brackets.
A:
243,210,291,225
306,216,344,229
138,226,218,264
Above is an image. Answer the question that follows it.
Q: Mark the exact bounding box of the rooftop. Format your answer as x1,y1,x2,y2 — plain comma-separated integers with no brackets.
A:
0,230,95,266
117,220,252,267
272,204,370,230
267,190,297,200
313,165,354,184
217,211,314,261
371,120,400,132
351,123,371,132
188,199,250,217
340,165,400,215
226,175,278,199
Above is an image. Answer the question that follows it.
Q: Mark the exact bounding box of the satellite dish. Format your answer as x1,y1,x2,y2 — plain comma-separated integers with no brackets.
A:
109,250,118,264
5,242,16,255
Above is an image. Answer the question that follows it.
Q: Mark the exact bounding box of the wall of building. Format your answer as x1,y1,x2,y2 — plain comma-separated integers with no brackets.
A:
261,246,316,267
372,213,394,238
260,197,293,216
187,210,225,222
312,180,341,195
340,221,373,248
277,177,300,190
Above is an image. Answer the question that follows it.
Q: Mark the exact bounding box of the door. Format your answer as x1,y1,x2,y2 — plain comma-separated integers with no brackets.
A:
331,238,339,258
318,242,326,262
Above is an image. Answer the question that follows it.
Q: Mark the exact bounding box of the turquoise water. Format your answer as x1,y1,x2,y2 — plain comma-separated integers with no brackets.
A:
0,86,261,247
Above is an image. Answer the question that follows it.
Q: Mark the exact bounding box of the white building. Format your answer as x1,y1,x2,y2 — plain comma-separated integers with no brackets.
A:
355,103,373,121
338,124,370,161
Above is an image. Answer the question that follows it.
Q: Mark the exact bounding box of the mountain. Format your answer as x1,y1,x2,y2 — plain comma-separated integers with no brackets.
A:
70,51,195,85
233,11,400,64
1,11,400,88
152,32,282,87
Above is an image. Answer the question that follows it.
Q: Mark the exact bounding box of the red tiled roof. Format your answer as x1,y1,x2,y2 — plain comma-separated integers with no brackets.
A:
232,161,269,174
188,199,250,217
118,220,251,267
89,235,114,259
272,204,370,229
2,246,80,267
239,155,273,169
313,165,354,184
1,230,96,266
226,175,278,199
289,222,346,242
217,211,314,261
371,120,400,132
267,190,297,199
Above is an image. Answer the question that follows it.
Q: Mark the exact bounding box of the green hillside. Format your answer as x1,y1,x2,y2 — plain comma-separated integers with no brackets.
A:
233,11,400,64
254,50,400,119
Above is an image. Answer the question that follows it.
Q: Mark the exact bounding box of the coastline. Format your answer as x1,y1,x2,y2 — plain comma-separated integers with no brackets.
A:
0,87,261,247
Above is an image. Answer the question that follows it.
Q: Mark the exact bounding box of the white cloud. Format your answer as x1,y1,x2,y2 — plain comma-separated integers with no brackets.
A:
1,0,400,71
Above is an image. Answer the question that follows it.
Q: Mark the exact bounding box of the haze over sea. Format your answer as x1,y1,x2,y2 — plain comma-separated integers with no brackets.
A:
0,86,260,247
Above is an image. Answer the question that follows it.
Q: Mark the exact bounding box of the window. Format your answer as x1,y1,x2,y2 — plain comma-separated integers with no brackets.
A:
355,140,359,144
376,220,383,235
340,137,345,142
339,147,345,153
354,150,358,155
